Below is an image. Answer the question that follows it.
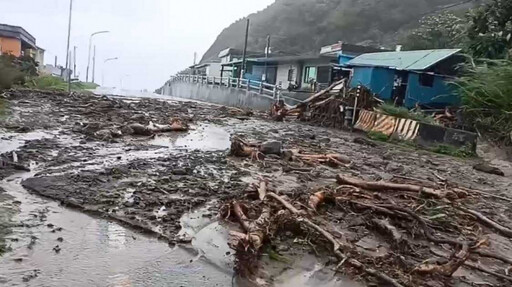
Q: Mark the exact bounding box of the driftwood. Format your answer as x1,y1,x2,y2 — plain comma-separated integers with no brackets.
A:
266,192,405,287
457,206,512,238
415,243,470,276
230,137,264,160
296,153,351,167
289,79,346,110
308,191,327,211
336,174,456,199
431,249,512,282
231,201,269,250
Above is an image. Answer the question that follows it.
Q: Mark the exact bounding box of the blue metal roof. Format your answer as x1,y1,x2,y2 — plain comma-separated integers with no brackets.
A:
348,49,461,71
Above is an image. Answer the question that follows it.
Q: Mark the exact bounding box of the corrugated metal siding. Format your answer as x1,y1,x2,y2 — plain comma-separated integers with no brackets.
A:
348,49,461,71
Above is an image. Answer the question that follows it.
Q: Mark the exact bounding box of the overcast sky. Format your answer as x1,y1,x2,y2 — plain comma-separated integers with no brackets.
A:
0,0,274,90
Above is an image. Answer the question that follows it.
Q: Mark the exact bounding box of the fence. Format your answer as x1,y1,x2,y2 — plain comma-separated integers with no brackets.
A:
170,75,280,99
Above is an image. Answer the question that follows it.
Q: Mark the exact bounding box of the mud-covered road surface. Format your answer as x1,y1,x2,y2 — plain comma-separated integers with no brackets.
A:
1,89,511,287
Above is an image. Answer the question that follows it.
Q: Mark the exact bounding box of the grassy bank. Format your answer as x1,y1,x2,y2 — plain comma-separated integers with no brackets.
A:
25,75,99,92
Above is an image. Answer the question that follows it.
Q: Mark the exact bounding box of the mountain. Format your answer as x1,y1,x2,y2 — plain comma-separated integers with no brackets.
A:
201,0,483,62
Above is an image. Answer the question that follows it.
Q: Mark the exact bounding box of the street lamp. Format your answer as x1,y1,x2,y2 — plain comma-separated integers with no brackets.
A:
102,57,118,87
86,30,109,82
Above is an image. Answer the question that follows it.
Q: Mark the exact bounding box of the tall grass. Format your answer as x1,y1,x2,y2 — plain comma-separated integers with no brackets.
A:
453,61,512,145
376,103,438,124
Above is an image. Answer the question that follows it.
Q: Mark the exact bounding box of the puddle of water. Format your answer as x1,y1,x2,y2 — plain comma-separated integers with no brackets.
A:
0,172,233,286
0,131,55,154
272,253,364,287
149,124,230,152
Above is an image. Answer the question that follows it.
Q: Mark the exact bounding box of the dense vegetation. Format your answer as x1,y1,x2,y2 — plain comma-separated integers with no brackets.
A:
201,0,484,62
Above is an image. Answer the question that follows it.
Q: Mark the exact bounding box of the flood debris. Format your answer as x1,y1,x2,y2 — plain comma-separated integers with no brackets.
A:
271,80,381,129
222,172,512,286
2,88,512,287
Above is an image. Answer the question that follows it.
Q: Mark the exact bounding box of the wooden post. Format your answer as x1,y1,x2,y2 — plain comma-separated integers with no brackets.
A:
273,86,277,99
247,80,251,91
259,82,263,94
236,78,240,88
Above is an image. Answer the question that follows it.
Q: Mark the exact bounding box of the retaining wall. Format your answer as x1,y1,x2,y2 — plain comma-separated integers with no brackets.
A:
162,82,302,111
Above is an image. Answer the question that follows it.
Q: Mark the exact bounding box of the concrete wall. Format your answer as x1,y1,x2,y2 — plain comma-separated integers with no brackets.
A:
276,63,300,90
0,37,21,56
163,81,302,111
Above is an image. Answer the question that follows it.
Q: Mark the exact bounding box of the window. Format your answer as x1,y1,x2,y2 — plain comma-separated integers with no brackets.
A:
304,66,317,83
317,66,330,84
419,73,435,87
287,68,294,82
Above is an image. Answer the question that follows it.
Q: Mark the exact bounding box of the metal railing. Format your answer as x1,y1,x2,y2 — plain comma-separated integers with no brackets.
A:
170,74,281,99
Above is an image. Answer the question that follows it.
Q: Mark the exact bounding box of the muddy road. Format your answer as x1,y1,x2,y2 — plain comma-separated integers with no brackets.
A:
0,89,511,287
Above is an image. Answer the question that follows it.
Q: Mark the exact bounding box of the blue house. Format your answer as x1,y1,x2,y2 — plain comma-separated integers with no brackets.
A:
345,49,463,109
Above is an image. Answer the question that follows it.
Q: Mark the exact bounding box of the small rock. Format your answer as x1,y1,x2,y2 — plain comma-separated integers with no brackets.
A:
57,237,64,242
353,137,377,147
47,223,54,228
473,163,505,176
260,141,283,155
171,169,188,176
53,245,61,253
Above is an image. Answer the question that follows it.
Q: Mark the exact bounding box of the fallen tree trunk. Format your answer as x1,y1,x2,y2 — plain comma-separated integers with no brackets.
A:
336,174,456,199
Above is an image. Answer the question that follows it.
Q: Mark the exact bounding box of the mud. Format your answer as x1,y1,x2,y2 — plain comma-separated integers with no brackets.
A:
1,89,512,286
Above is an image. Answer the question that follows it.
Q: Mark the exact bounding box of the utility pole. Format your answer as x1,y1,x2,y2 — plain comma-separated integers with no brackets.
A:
73,46,77,78
54,55,57,67
240,18,250,79
193,52,197,65
264,34,271,83
92,45,96,83
64,0,73,93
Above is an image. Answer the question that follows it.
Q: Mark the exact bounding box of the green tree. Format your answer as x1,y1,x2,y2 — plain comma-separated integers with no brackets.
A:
467,0,512,59
403,12,466,50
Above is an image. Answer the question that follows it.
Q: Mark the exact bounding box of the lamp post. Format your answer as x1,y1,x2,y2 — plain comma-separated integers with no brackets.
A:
64,0,73,93
86,30,109,82
102,57,118,87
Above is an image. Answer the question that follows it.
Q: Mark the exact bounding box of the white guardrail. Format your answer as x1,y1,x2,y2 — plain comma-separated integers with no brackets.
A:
170,75,281,99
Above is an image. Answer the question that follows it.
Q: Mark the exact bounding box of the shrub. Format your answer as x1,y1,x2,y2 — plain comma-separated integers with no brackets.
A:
376,103,438,124
452,60,512,145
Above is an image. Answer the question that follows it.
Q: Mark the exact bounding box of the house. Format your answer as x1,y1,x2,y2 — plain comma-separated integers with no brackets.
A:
189,61,222,78
0,23,44,66
346,49,464,108
220,42,386,91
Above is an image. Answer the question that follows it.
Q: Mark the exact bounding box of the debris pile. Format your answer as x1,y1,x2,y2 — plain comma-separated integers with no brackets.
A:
271,80,381,129
222,169,512,286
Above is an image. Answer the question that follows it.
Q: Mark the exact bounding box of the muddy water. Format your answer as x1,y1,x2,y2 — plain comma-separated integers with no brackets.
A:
0,172,233,286
0,128,234,286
